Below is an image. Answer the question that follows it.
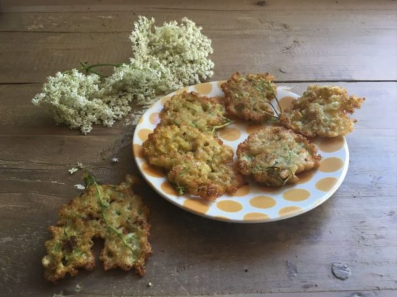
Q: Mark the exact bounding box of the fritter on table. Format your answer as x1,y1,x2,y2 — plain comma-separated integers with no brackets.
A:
142,125,234,170
42,174,151,282
237,127,321,187
167,155,245,201
142,125,244,200
160,91,231,133
280,85,365,137
221,72,278,122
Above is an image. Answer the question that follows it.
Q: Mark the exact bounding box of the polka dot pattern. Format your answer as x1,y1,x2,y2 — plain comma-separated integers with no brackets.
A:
218,127,241,141
316,177,338,192
133,81,349,223
278,96,295,112
149,112,160,125
319,157,344,172
279,206,303,217
319,136,345,152
250,196,276,209
138,129,152,142
133,144,144,159
194,82,213,95
283,189,310,202
160,182,178,196
217,200,243,212
141,163,164,178
244,213,269,221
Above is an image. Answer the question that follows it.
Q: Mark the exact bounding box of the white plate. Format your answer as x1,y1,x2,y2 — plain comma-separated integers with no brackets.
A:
133,81,349,223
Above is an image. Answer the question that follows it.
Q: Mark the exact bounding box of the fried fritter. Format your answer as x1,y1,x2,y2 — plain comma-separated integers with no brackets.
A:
143,125,244,200
160,91,231,133
142,125,233,170
221,72,278,122
42,174,151,282
237,127,321,186
168,155,245,201
280,85,365,137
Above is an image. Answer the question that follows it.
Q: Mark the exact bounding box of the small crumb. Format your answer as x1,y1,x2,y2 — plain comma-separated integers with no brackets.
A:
74,184,85,190
77,162,84,169
147,282,152,287
69,167,79,175
112,157,119,163
244,269,248,273
52,292,64,297
279,68,287,73
75,283,83,293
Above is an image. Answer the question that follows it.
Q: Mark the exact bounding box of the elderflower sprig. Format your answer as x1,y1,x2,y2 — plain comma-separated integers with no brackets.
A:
32,16,215,134
130,16,214,87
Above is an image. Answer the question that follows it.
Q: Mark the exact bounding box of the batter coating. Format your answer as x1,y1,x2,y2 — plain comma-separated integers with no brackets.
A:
168,155,245,201
42,175,151,282
280,85,365,137
142,125,234,170
221,72,278,122
237,127,321,186
160,91,231,133
143,125,244,200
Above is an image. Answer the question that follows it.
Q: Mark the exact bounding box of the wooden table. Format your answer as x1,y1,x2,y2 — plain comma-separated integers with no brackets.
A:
1,1,396,296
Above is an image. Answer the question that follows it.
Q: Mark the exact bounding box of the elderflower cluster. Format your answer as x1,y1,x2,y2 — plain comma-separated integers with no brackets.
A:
32,16,214,134
31,69,129,134
131,16,214,86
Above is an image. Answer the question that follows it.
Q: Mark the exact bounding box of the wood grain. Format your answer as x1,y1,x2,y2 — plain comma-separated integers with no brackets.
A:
0,0,396,296
0,9,395,82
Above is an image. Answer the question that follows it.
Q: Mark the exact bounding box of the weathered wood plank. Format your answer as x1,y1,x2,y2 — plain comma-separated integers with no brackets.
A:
0,10,395,82
3,0,397,12
0,1,396,296
0,78,396,296
0,82,394,136
1,190,396,296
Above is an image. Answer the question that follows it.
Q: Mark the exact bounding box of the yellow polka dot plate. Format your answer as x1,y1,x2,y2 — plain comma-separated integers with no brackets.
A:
133,82,349,223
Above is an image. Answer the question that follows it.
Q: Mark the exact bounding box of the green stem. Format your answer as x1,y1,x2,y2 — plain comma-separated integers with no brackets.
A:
92,178,135,254
268,82,283,114
79,61,121,78
211,119,233,134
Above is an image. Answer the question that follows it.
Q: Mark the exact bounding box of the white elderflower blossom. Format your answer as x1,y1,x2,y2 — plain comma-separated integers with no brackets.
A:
32,70,119,134
68,167,79,175
32,16,214,134
130,16,214,86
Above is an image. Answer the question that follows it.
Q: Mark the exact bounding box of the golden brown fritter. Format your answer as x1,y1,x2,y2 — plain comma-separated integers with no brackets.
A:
237,127,321,186
160,91,231,133
142,125,244,200
42,174,151,282
167,155,245,201
221,72,278,122
142,125,233,170
280,85,365,137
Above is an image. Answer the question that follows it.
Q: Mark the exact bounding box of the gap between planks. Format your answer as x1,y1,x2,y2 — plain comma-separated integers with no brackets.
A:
1,80,397,86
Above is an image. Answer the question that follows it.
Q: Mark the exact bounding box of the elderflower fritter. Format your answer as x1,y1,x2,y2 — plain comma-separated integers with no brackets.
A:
32,69,130,134
130,16,214,86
